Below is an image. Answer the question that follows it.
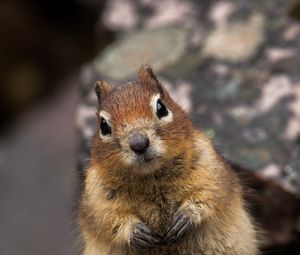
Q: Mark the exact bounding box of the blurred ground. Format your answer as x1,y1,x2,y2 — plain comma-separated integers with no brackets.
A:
0,80,80,255
1,0,300,254
0,0,103,254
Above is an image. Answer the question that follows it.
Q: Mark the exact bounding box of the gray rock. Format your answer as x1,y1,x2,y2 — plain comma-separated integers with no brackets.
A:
78,0,300,251
203,12,265,62
93,27,189,80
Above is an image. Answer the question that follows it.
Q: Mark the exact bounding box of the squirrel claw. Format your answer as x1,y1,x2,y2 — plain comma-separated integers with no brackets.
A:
130,223,161,250
161,211,194,245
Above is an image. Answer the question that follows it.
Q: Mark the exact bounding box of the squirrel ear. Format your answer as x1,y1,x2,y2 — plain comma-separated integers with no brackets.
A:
94,80,112,105
138,65,164,96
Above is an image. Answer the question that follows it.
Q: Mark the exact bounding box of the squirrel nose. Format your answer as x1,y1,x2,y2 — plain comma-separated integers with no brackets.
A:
128,133,149,155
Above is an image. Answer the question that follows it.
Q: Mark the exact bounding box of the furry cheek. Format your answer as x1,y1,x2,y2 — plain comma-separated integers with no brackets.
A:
146,129,166,156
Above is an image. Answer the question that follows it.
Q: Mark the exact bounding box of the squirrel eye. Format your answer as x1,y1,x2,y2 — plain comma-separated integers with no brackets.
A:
156,99,168,119
100,117,112,136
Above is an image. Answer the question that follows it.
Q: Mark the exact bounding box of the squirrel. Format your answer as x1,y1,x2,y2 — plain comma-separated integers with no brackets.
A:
78,65,259,255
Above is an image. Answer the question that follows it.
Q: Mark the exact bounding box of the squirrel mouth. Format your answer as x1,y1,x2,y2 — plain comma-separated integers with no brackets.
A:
136,152,156,163
144,154,155,162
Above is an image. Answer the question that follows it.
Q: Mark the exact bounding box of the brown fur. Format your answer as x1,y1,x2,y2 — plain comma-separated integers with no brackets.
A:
78,66,259,255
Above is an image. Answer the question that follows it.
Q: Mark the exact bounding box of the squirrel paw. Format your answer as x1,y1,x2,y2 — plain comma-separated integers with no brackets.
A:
130,223,161,250
161,211,195,245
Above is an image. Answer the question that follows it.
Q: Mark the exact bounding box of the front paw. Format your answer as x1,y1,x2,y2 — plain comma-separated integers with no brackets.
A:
161,210,195,245
130,223,161,250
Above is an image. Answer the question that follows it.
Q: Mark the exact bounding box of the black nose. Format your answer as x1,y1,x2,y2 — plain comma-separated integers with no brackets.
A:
129,133,149,155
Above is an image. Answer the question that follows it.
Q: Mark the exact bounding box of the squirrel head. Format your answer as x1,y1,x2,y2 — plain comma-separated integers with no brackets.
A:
91,65,193,174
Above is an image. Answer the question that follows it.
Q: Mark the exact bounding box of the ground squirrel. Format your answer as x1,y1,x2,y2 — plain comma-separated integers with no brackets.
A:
78,65,259,255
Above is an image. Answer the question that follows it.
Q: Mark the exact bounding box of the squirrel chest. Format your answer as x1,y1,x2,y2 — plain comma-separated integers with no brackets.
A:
113,174,185,235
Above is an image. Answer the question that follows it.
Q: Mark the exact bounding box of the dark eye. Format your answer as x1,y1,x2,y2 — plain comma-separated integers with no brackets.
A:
100,117,112,136
156,99,168,119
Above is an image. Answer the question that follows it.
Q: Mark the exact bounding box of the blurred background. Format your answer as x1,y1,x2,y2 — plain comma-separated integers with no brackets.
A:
1,0,300,254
